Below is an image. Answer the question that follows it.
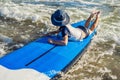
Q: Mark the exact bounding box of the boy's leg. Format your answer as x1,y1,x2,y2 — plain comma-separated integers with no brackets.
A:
90,11,100,31
85,12,95,28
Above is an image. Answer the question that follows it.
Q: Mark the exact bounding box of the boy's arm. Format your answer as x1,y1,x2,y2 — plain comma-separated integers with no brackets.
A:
48,34,68,46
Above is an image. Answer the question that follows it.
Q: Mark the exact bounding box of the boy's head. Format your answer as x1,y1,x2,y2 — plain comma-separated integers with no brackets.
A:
51,9,70,26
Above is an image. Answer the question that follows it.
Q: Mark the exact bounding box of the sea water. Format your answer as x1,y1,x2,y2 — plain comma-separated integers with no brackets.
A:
0,0,120,80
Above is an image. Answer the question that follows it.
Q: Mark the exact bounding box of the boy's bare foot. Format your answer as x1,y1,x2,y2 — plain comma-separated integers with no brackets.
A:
91,11,101,19
90,12,95,18
90,10,99,18
96,11,101,17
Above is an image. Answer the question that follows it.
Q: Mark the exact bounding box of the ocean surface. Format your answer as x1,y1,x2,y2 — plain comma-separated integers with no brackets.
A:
0,0,120,80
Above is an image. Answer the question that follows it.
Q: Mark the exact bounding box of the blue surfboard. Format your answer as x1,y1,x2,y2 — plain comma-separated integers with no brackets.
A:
0,20,96,79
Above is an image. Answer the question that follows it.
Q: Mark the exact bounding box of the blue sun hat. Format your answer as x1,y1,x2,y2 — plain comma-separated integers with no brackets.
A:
51,9,70,26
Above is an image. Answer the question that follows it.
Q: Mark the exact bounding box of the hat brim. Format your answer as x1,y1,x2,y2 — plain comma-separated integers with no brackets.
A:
51,13,70,26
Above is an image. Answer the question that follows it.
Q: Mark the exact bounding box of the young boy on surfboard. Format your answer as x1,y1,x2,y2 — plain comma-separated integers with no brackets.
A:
45,9,100,45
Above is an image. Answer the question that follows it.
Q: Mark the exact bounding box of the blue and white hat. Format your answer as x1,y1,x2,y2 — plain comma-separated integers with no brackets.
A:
51,9,70,26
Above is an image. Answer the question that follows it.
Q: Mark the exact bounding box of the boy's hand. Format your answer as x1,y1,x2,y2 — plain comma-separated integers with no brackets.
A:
48,38,53,44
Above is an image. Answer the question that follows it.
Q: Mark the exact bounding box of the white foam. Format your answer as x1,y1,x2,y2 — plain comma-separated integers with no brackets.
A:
109,74,117,80
0,42,7,57
0,48,6,57
0,34,13,43
81,77,101,80
0,2,41,22
0,65,50,80
0,0,101,23
98,67,111,73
